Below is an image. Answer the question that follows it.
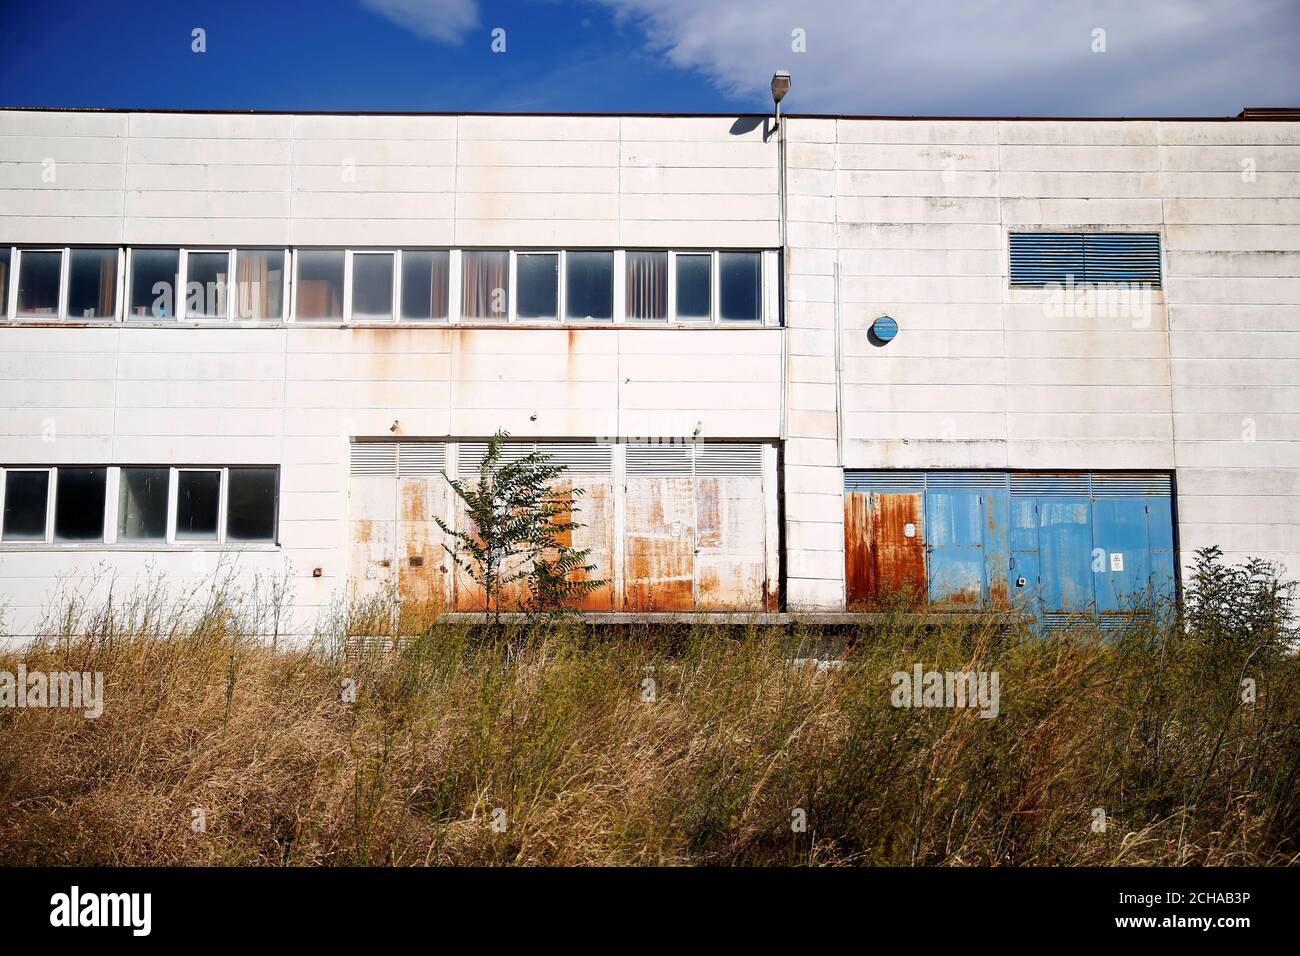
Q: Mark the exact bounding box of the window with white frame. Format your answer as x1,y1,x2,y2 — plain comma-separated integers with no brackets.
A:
122,247,289,322
3,247,120,322
0,466,279,546
3,245,774,326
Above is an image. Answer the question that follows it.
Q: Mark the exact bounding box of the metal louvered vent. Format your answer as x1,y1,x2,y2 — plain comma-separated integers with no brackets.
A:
458,441,612,476
1009,233,1084,286
1083,233,1162,284
534,442,613,474
843,471,926,494
925,471,1010,491
350,442,397,477
626,443,694,476
1010,232,1161,286
695,443,763,477
397,442,447,477
1091,474,1172,498
1011,474,1092,497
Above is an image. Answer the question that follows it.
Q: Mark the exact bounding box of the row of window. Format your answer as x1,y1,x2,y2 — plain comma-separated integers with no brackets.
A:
0,247,769,325
0,466,279,546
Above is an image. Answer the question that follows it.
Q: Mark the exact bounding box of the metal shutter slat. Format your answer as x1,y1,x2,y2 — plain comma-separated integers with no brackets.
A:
396,442,447,477
626,443,693,476
350,442,397,477
694,443,763,477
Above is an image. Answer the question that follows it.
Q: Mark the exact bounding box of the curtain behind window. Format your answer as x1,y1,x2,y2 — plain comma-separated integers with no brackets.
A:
236,252,269,320
98,252,115,316
626,251,668,321
462,251,507,319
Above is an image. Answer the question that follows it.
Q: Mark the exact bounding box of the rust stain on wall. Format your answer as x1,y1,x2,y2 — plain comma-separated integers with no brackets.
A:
844,492,926,608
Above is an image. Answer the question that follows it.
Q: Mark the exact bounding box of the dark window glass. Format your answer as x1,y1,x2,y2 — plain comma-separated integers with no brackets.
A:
185,251,229,320
176,470,221,540
67,248,118,320
16,250,61,318
0,248,10,318
118,467,169,541
565,251,613,321
676,253,711,320
516,253,558,319
53,467,107,542
129,248,180,319
719,251,761,322
226,468,278,542
2,470,49,541
234,249,285,321
351,253,394,321
399,250,449,321
296,250,345,320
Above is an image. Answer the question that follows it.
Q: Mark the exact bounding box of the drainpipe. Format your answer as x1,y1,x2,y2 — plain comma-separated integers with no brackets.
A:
771,71,791,442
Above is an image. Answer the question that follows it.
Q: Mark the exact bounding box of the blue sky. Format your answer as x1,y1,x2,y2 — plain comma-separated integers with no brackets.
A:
2,0,1297,116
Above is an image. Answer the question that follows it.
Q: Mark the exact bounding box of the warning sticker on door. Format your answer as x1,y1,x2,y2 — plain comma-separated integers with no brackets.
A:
1109,552,1124,572
903,523,916,538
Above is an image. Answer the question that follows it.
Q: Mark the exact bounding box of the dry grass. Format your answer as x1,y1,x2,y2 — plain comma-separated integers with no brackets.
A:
0,585,1297,866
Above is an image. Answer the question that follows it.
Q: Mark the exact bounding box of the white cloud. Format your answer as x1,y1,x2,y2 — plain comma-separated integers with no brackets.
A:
360,0,480,45
590,0,1300,115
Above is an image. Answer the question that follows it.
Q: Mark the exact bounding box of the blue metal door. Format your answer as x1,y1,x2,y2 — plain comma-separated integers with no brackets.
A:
844,470,1176,623
923,474,1010,606
1092,474,1176,614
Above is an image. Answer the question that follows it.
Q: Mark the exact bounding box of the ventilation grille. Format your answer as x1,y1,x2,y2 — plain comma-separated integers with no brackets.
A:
1010,232,1161,286
1043,611,1094,633
625,443,694,477
926,471,1010,491
626,443,764,477
843,471,925,494
350,442,450,477
397,442,447,477
1091,474,1172,498
1011,473,1092,497
350,442,398,477
695,443,764,477
458,441,613,476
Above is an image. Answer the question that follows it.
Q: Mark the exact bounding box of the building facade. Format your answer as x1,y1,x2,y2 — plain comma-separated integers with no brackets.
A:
0,107,1297,637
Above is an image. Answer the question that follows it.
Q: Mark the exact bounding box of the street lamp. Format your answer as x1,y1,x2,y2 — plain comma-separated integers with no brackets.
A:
771,70,791,129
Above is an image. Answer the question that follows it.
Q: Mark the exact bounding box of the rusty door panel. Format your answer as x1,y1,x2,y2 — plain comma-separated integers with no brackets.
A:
396,477,451,625
843,491,926,608
554,478,616,611
623,476,695,611
693,476,767,610
348,477,397,602
451,477,616,612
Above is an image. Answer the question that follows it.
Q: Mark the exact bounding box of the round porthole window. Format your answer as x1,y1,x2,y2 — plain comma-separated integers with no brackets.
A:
869,315,898,345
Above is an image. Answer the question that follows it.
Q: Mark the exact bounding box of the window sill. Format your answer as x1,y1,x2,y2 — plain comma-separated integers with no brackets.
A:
0,543,281,552
2,320,779,330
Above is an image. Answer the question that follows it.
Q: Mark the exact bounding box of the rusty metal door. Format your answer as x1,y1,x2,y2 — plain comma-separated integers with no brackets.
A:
348,443,452,624
453,442,615,612
623,443,769,612
692,444,767,610
843,487,927,608
348,444,399,604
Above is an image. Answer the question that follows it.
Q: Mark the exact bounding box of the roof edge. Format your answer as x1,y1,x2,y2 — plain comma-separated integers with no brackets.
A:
1,105,1298,121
